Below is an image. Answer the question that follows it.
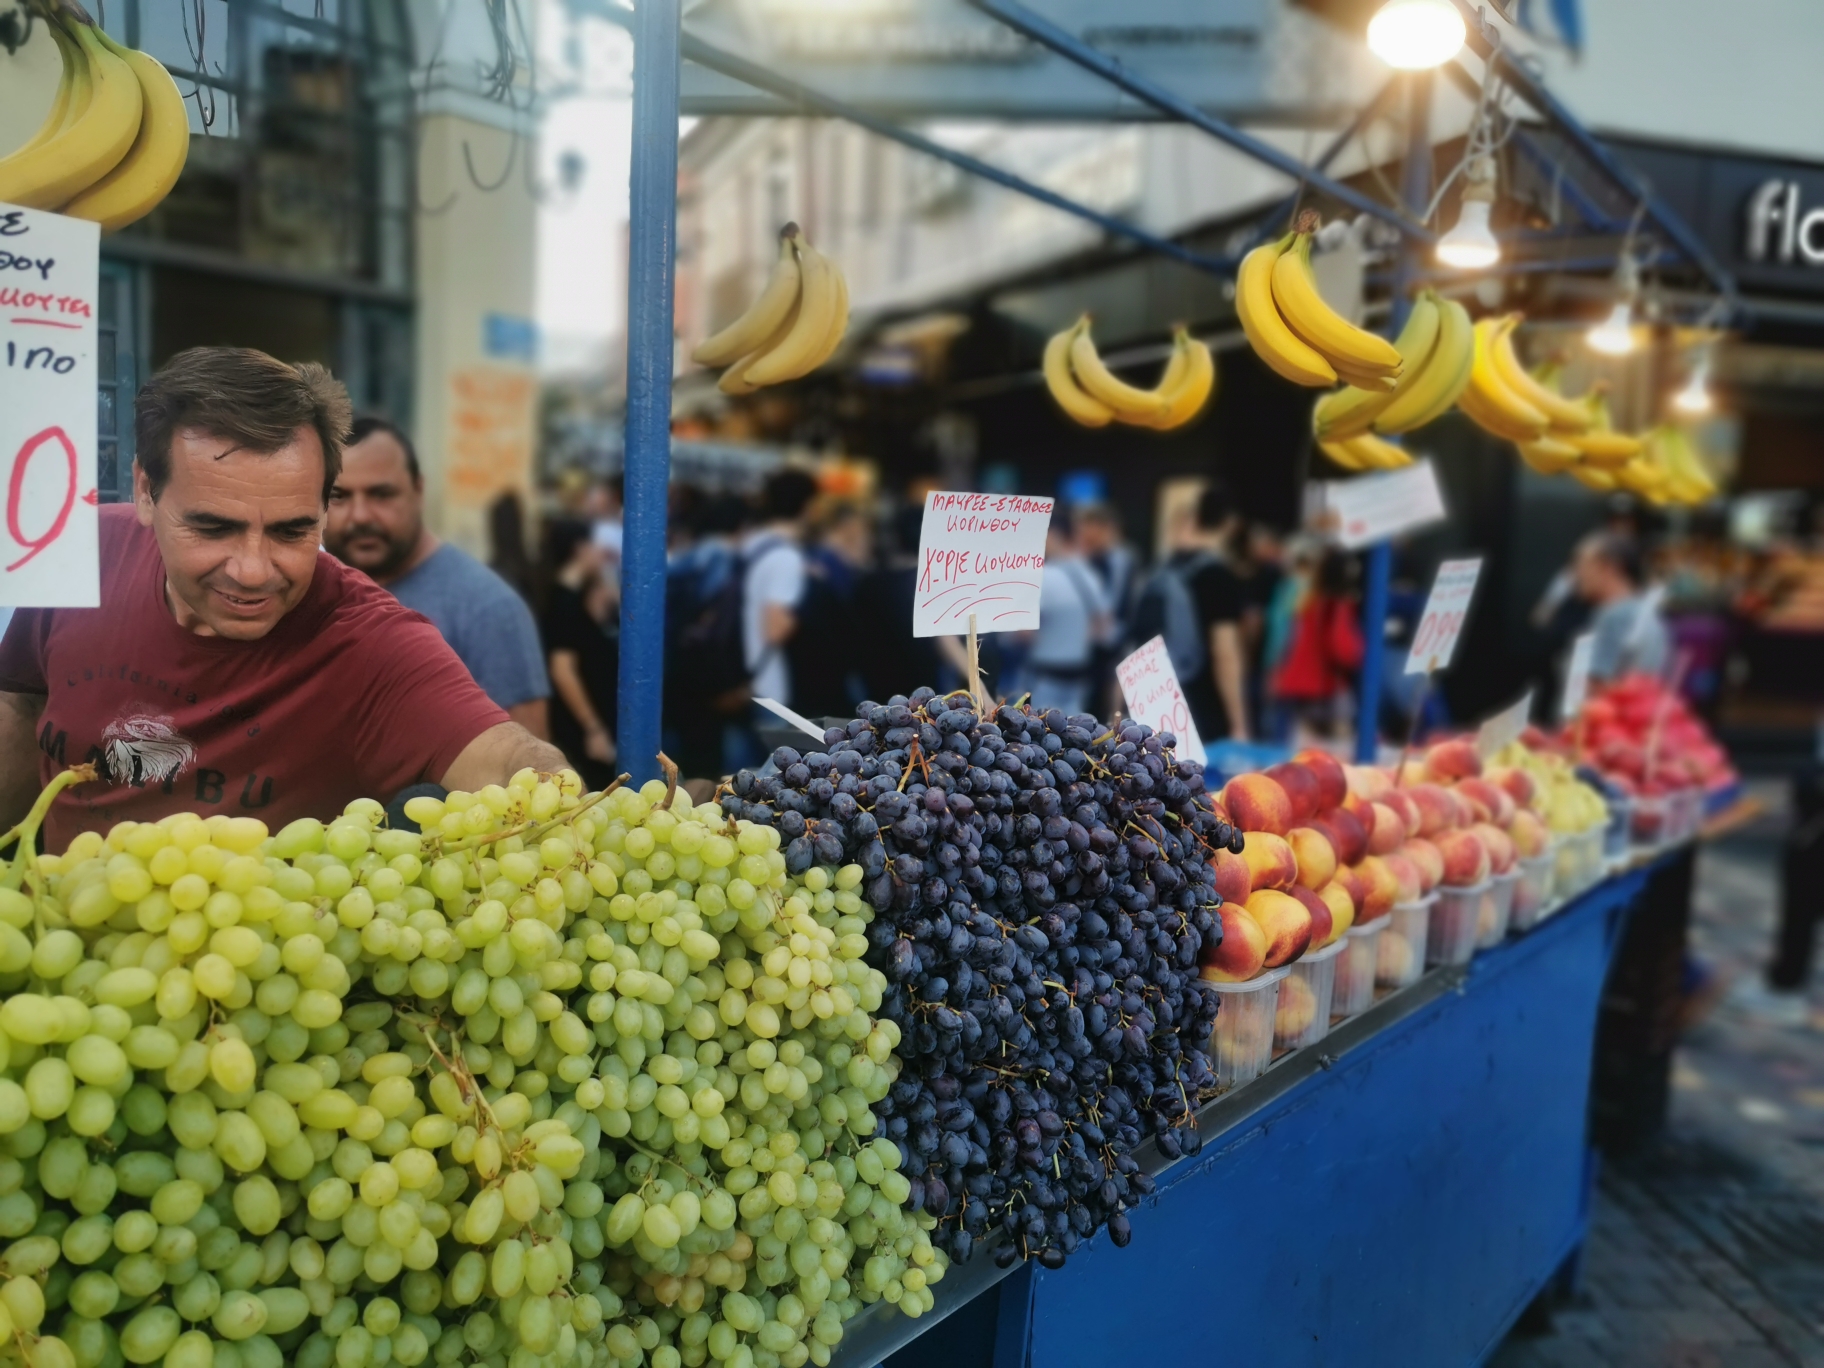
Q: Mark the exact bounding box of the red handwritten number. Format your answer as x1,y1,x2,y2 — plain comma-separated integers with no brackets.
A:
6,426,78,572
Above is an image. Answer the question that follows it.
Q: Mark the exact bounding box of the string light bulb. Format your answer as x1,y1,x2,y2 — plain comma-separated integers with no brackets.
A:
1588,254,1640,355
1673,352,1714,415
1437,156,1500,269
1366,0,1467,69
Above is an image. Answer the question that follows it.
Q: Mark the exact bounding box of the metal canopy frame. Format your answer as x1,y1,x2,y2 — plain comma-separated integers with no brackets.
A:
601,0,1729,782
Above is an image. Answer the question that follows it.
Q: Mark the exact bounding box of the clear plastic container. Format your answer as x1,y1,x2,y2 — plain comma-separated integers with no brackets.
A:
1332,920,1384,1020
1208,966,1290,1091
1476,870,1519,948
1428,880,1488,966
1578,827,1606,888
1376,897,1433,990
1275,940,1343,1051
1603,792,1633,860
1631,794,1672,847
1511,848,1556,931
1672,787,1705,842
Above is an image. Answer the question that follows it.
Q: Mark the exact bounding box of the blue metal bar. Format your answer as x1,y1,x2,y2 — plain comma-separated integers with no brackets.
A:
577,0,1236,279
616,0,681,786
1356,71,1433,764
966,0,1434,243
1451,0,1736,300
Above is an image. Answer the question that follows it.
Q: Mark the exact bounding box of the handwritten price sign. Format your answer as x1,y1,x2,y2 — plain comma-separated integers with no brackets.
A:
0,204,98,607
1115,636,1205,766
913,490,1053,638
1404,557,1482,675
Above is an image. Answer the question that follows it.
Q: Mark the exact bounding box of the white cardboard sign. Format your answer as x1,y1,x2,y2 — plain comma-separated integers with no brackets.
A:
1404,557,1482,675
913,491,1053,637
1323,459,1447,551
1115,636,1206,766
1560,632,1596,723
1475,689,1533,759
753,696,828,742
0,204,99,607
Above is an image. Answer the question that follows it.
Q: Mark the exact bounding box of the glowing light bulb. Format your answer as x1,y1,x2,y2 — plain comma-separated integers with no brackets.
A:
1437,199,1500,269
1586,302,1635,356
1673,358,1713,415
1367,0,1467,70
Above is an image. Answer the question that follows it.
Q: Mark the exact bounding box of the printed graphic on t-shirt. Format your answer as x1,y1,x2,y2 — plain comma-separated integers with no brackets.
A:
101,708,197,787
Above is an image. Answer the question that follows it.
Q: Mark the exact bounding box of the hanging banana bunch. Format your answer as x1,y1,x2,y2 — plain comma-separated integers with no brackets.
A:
1317,431,1412,472
1562,386,1643,468
692,223,850,395
1656,424,1719,505
1237,211,1402,391
0,0,190,232
1310,288,1475,446
1042,317,1215,431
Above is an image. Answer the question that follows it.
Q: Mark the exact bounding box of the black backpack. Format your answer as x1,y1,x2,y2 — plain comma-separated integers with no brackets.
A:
667,535,787,718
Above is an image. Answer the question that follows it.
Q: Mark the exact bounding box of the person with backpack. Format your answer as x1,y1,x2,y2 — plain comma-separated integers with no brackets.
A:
1130,483,1251,741
1020,509,1113,717
1271,548,1365,742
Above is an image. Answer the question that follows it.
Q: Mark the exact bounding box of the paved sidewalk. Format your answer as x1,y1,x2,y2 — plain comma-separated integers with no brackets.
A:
1494,784,1824,1367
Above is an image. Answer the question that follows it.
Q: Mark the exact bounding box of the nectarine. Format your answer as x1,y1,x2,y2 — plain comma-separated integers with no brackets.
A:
1367,802,1406,856
1403,836,1444,893
1241,831,1299,892
1198,904,1269,982
1286,826,1338,891
1210,846,1253,905
1406,783,1459,838
1381,850,1423,905
1469,821,1517,875
1316,880,1356,942
1456,777,1516,826
1508,808,1549,859
1434,828,1492,887
1293,748,1349,810
1264,762,1322,823
1425,738,1482,781
1289,885,1334,952
1311,806,1368,866
1222,773,1293,835
1345,763,1394,801
1246,889,1314,967
1381,788,1421,838
1356,855,1400,920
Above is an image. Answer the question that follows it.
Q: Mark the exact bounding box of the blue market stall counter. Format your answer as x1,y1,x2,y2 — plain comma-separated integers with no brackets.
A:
825,858,1658,1368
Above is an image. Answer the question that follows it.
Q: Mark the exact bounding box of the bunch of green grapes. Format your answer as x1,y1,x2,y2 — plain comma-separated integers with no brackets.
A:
0,767,941,1368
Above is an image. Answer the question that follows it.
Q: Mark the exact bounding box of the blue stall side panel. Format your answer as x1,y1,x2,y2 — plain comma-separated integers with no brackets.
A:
1012,873,1641,1368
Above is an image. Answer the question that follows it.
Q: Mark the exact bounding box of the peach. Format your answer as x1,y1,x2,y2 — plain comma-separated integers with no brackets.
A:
1355,856,1399,921
1209,799,1233,827
1340,789,1377,828
1367,802,1406,856
1435,828,1492,887
1310,806,1368,867
1451,783,1492,824
1345,764,1393,801
1406,783,1459,837
1469,821,1516,875
1241,831,1298,892
1381,850,1423,905
1425,738,1482,781
1289,886,1334,952
1198,904,1269,983
1222,773,1292,835
1404,836,1444,893
1486,765,1538,811
1293,748,1348,810
1210,846,1253,905
1332,863,1370,915
1508,808,1549,858
1382,788,1421,838
1456,777,1516,826
1316,880,1356,942
1275,973,1319,1037
1264,762,1323,823
1286,826,1338,891
1396,758,1430,788
1246,889,1314,968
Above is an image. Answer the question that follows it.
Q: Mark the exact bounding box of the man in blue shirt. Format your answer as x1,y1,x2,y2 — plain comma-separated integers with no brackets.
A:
325,417,550,738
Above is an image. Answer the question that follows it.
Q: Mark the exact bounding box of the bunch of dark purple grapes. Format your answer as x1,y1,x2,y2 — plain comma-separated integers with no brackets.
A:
720,687,1245,1268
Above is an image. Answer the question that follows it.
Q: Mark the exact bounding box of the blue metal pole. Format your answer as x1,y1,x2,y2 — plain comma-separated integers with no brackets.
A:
617,0,681,787
1355,70,1433,764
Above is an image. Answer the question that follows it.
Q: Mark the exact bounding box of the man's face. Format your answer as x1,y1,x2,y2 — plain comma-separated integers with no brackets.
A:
1573,545,1608,600
324,430,424,579
1076,517,1114,555
136,426,327,640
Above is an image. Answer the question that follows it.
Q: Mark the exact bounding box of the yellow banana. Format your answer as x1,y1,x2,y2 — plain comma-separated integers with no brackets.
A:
1516,438,1581,474
1236,235,1337,388
1569,464,1619,492
1658,426,1717,504
60,35,189,232
1375,296,1475,434
1614,433,1672,498
11,24,77,160
1563,391,1642,468
1141,330,1216,431
718,295,799,396
742,238,839,386
1487,319,1591,433
803,256,849,373
1043,318,1115,428
693,228,803,369
1314,293,1441,440
1271,230,1402,379
1458,317,1549,441
0,21,141,210
1069,321,1171,422
1320,434,1410,472
1317,438,1366,471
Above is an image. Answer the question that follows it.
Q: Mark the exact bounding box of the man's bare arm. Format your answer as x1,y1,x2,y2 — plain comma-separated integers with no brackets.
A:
1211,622,1250,742
0,692,45,830
507,698,550,741
440,721,570,792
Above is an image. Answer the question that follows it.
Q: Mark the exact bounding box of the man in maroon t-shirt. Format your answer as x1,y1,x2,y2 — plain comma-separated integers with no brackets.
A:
0,347,566,851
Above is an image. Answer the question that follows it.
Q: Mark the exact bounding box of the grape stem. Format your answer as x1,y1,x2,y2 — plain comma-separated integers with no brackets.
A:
656,753,680,811
2,763,96,893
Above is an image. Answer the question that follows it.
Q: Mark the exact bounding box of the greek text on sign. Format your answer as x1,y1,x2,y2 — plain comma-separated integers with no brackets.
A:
1475,689,1533,759
1404,557,1482,675
913,490,1053,637
1322,459,1446,550
1114,636,1205,766
0,205,99,607
1560,632,1596,723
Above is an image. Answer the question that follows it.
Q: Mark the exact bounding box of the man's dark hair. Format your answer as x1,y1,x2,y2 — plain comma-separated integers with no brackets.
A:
760,469,819,523
1585,530,1643,587
135,347,353,503
347,415,422,484
1196,482,1235,531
